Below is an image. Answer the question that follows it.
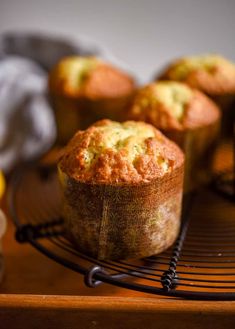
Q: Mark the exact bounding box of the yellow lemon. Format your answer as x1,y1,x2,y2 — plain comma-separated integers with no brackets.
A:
0,171,5,200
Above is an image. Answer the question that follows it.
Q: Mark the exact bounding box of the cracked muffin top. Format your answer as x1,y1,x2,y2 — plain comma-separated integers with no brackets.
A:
158,54,235,95
127,81,220,131
58,119,184,184
49,56,135,99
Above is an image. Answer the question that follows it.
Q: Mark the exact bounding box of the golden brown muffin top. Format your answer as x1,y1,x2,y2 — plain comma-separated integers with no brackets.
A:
49,56,135,99
127,81,220,131
58,119,184,184
159,54,235,95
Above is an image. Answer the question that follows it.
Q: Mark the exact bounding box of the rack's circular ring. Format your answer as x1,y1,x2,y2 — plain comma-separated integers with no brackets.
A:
84,265,108,288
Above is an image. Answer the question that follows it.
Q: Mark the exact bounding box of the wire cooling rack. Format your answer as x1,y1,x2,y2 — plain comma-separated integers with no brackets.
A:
8,144,235,301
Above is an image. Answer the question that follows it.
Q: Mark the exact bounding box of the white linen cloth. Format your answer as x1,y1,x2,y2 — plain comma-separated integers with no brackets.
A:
0,32,131,173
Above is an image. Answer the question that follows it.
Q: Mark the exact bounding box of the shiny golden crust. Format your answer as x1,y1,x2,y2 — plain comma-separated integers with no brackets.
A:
49,56,135,100
159,54,235,95
127,81,220,131
59,119,184,184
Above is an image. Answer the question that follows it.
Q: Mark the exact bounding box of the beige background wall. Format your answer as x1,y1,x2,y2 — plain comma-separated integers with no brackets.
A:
1,0,235,83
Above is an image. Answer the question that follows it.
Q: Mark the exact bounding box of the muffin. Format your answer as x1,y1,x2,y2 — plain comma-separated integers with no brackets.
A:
127,81,220,191
58,119,184,260
49,56,136,144
0,171,6,284
158,54,235,136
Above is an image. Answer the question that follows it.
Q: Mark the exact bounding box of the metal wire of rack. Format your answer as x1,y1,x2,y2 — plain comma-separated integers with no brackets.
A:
7,142,235,301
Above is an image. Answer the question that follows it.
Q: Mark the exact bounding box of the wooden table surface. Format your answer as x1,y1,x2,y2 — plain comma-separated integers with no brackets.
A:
0,143,235,328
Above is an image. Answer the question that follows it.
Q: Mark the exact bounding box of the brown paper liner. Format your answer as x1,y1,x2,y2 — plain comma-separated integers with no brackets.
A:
165,119,220,192
50,93,134,145
59,165,184,260
212,94,235,139
50,96,96,145
86,94,134,122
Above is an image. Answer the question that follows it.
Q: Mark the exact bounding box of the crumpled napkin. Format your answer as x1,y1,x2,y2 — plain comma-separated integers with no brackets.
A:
0,32,131,173
0,55,54,172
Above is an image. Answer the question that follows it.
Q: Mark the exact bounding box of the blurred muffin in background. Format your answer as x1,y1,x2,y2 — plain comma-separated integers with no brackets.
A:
0,170,6,284
49,56,136,144
158,54,235,137
0,172,5,201
127,81,221,191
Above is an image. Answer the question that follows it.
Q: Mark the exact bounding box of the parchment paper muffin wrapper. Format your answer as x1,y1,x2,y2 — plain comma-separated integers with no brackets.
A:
50,93,134,145
58,165,184,260
212,94,235,138
165,119,220,192
50,97,89,144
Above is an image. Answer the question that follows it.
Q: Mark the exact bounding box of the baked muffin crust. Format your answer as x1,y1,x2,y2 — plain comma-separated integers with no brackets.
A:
49,56,135,99
128,81,220,131
159,54,235,95
59,119,184,184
